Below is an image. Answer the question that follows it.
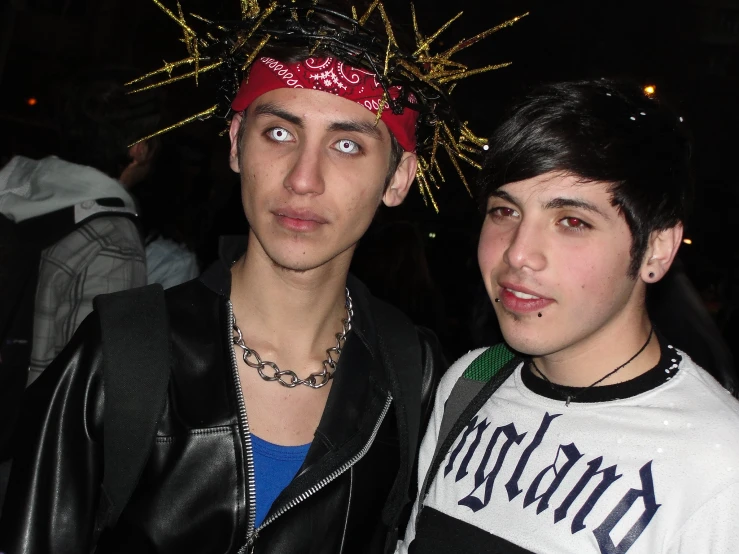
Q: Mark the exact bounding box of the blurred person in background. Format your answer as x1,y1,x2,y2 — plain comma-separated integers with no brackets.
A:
0,67,161,510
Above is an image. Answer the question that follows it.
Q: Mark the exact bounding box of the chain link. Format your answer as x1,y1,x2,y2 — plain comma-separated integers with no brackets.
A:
232,288,353,389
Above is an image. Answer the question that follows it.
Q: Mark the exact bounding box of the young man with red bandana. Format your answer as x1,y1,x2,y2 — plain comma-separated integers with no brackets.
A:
0,1,507,553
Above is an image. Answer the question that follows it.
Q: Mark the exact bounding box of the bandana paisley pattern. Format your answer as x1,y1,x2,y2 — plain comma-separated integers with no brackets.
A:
232,56,419,151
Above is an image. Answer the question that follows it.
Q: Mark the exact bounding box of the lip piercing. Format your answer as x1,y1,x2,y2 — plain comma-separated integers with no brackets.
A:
494,298,500,302
538,313,542,317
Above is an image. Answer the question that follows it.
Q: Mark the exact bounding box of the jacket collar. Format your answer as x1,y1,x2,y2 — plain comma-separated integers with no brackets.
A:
200,236,387,379
198,235,245,297
199,235,391,442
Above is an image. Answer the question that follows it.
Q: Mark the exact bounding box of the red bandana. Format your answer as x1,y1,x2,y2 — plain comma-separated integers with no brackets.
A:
231,57,419,152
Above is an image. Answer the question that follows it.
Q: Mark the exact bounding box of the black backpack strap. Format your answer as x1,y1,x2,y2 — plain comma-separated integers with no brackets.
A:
417,345,520,527
91,284,170,546
371,299,423,550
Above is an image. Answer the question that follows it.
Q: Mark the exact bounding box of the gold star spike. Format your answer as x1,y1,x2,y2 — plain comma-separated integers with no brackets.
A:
129,105,219,147
459,124,489,147
441,142,473,196
241,0,260,19
189,12,227,33
245,1,279,41
125,58,198,86
127,61,223,94
176,1,195,56
359,0,380,26
374,91,389,125
409,4,423,46
242,34,272,70
130,0,526,209
413,11,463,57
152,0,197,40
431,158,444,183
430,124,441,165
436,62,512,84
438,12,529,60
415,162,439,212
376,3,398,51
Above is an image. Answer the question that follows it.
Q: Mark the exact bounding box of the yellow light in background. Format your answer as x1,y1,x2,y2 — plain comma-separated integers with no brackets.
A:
643,85,656,96
26,97,38,106
683,238,692,245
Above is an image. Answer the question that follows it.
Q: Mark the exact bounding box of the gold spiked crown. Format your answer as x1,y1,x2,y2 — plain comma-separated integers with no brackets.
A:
129,0,527,211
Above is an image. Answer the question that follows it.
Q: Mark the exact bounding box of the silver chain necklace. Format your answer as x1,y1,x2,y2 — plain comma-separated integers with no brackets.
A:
232,288,353,389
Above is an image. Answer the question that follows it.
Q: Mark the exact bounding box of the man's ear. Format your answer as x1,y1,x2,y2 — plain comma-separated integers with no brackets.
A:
383,151,417,207
228,113,244,174
640,223,684,283
128,140,152,165
120,140,158,189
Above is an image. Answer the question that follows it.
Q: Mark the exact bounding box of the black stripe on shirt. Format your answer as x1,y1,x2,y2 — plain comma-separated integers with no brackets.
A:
521,332,682,403
409,507,534,554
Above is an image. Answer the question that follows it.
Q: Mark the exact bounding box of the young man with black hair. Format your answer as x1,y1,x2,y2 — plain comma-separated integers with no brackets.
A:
0,1,517,552
399,79,739,553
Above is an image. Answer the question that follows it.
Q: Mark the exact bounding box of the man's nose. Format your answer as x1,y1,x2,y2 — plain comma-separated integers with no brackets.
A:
503,219,547,272
283,142,326,195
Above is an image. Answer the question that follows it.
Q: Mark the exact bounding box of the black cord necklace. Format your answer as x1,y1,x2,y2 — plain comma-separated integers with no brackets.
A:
530,328,654,407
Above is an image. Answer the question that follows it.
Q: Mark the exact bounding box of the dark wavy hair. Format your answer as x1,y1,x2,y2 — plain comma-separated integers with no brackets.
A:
477,78,693,277
56,67,164,179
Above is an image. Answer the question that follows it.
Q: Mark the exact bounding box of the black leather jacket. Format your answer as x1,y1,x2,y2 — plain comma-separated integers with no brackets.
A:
0,260,445,554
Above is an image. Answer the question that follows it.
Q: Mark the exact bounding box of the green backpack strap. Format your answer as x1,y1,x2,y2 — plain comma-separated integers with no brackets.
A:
418,344,520,516
434,344,516,455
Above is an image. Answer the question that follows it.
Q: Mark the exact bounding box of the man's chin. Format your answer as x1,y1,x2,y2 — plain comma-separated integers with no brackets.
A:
499,329,555,358
269,255,324,274
255,231,357,275
266,248,343,274
255,234,329,273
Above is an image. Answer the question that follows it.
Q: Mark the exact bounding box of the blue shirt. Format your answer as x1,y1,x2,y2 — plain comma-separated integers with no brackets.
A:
251,434,311,527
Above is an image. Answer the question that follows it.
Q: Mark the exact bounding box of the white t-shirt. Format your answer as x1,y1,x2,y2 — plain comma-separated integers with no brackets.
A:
398,345,739,554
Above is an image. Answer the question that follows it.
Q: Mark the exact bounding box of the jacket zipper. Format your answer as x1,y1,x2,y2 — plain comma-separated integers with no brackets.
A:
226,301,257,553
245,393,393,551
338,466,354,554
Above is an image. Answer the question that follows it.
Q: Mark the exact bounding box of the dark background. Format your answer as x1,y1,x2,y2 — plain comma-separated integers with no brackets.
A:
1,0,737,355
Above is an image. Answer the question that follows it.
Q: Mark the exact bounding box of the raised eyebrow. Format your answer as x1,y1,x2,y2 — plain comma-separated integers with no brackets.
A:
252,102,303,127
327,120,383,141
544,197,610,220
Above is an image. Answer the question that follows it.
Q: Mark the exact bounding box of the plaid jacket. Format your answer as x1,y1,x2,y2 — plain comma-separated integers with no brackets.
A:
28,216,146,385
